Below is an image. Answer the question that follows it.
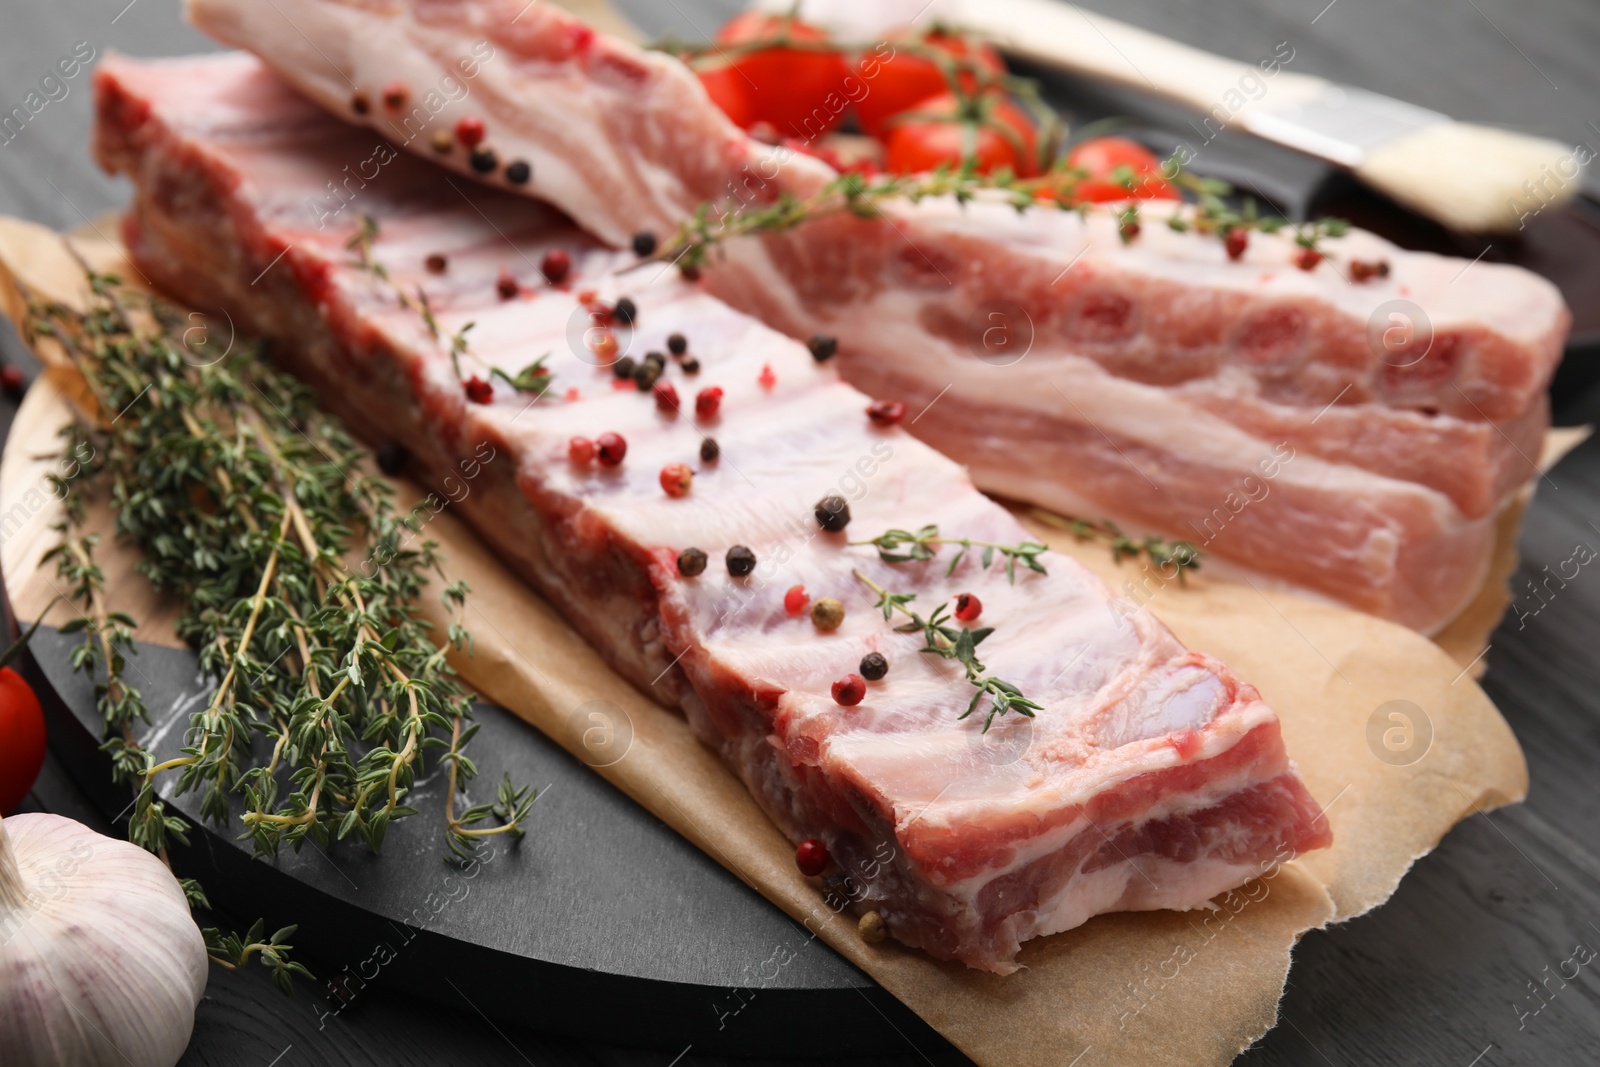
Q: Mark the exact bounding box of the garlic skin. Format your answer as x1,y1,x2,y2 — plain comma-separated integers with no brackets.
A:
0,813,208,1067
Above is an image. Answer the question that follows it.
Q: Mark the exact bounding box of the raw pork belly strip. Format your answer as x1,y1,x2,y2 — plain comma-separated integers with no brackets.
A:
186,0,1570,630
95,53,1331,972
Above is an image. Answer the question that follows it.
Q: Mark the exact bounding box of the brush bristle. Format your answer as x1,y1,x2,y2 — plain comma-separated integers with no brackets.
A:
1356,123,1579,234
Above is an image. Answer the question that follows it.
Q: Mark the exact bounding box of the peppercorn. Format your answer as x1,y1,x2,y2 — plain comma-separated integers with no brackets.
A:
653,381,680,414
613,355,637,380
469,148,498,174
811,597,844,631
597,431,627,466
455,115,486,148
695,386,723,421
1350,258,1391,283
680,356,701,375
832,673,866,707
757,363,777,390
376,441,408,475
568,437,596,465
425,253,448,274
382,82,408,109
667,333,687,357
0,365,25,396
726,545,756,577
541,248,571,285
859,652,888,681
496,269,519,300
858,911,887,944
784,585,809,616
814,495,850,533
866,400,906,426
679,263,701,282
808,335,838,362
954,592,982,622
430,130,453,154
350,90,371,115
677,547,707,577
633,360,662,391
660,463,693,498
699,437,719,463
795,838,829,877
1224,228,1248,262
1293,246,1323,271
463,376,493,404
613,296,637,327
644,351,667,370
591,331,620,364
505,160,532,185
1121,218,1141,241
632,231,658,257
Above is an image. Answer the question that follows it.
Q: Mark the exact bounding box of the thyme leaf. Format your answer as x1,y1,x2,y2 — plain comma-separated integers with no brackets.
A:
852,524,1048,582
1028,509,1201,582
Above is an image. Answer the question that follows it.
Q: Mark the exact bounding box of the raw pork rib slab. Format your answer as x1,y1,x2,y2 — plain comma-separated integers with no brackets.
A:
95,53,1330,972
185,0,1571,632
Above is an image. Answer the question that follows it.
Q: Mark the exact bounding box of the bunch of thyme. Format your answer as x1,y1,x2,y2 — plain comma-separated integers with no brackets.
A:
854,570,1041,731
1028,510,1201,581
24,268,535,990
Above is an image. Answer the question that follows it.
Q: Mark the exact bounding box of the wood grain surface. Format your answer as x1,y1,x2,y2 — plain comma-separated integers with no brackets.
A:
3,1,1599,1065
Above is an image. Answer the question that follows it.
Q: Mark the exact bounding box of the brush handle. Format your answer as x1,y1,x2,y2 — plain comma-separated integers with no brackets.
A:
953,0,1328,118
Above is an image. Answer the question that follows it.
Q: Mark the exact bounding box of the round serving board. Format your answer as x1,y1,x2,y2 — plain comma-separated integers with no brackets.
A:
0,382,950,1060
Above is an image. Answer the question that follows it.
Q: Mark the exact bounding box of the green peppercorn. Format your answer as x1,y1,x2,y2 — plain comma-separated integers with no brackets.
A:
811,597,845,631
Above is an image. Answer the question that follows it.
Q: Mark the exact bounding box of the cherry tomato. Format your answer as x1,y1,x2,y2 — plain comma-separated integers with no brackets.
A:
696,12,849,136
853,30,1006,137
1057,135,1180,203
0,667,46,814
882,92,1041,177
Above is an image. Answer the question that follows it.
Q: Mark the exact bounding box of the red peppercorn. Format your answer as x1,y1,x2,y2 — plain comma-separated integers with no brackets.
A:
758,363,777,390
695,386,723,421
0,365,24,396
1120,218,1141,241
954,592,982,622
660,463,693,498
1224,229,1248,262
866,400,906,426
463,376,493,404
382,81,408,109
455,115,486,148
784,585,809,616
653,381,680,415
596,432,627,466
1350,258,1390,283
590,331,619,363
832,673,866,707
1293,246,1323,271
496,269,519,300
541,248,571,285
568,436,596,465
585,300,614,326
796,838,829,877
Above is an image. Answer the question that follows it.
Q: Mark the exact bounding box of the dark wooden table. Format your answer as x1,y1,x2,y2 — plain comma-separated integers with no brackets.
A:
5,1,1600,1064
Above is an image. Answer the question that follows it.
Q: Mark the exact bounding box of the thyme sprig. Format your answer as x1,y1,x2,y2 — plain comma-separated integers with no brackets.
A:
23,268,537,989
853,570,1041,731
852,523,1048,583
1028,509,1201,582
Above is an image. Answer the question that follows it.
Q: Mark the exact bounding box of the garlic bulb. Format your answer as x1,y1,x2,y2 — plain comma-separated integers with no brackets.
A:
0,813,208,1067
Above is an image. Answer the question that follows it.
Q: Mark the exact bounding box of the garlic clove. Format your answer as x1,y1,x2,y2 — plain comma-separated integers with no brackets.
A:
0,813,208,1067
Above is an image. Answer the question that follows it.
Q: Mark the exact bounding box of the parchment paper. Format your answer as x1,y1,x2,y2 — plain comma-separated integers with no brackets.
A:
0,217,1531,1065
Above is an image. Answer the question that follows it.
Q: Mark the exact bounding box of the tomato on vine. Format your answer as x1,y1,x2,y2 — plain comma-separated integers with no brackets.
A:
1054,136,1180,204
853,30,1006,137
694,12,850,135
882,92,1042,177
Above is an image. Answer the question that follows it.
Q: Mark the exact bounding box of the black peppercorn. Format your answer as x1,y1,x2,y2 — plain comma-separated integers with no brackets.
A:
469,148,498,173
613,297,637,327
644,351,666,369
681,356,701,375
700,437,719,462
680,263,701,282
633,360,661,391
859,652,888,681
632,231,658,257
351,90,371,115
814,495,851,533
808,335,838,362
376,442,408,476
726,545,756,577
424,253,448,274
667,333,687,357
677,547,707,577
505,159,532,184
613,355,637,380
